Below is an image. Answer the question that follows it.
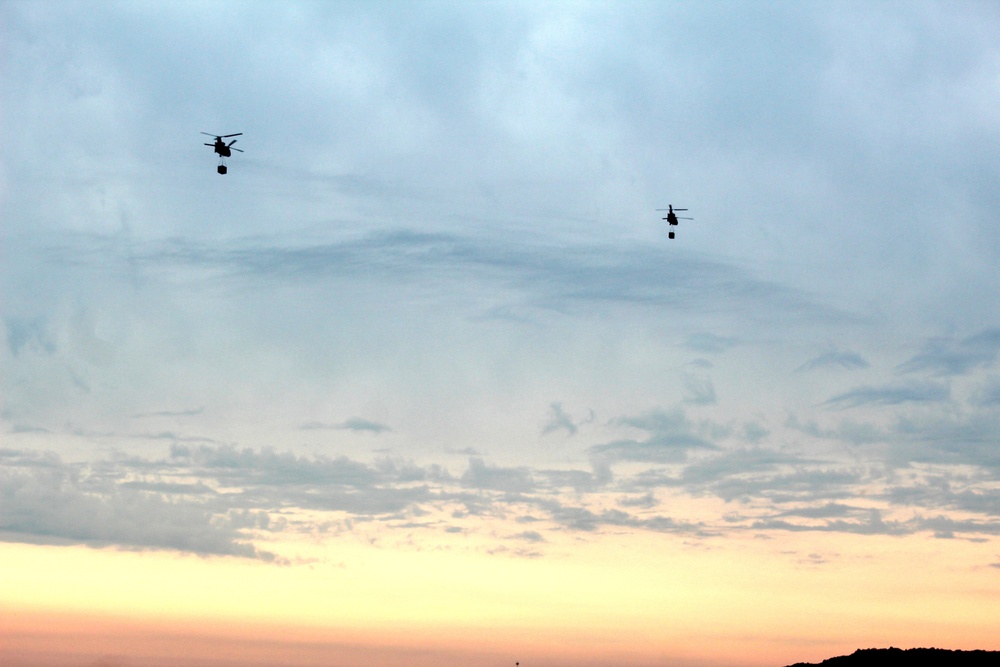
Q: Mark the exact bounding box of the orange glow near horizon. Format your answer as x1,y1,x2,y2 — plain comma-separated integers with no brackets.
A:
3,526,1000,667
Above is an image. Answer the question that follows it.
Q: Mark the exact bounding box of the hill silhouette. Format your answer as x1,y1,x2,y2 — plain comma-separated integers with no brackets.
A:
787,647,1000,667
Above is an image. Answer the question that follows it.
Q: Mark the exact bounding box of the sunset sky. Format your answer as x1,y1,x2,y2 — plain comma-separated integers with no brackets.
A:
2,1,999,666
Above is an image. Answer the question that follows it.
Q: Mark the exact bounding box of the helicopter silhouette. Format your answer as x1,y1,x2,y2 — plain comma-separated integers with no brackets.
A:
656,205,693,239
202,132,243,174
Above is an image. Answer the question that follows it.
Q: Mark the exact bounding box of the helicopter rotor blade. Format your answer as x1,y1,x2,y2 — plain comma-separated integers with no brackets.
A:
231,148,244,153
221,133,242,138
227,139,238,146
204,143,215,147
201,132,221,138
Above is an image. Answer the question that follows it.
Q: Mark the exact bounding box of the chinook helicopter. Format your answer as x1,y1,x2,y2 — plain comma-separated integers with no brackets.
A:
656,205,693,239
202,132,243,174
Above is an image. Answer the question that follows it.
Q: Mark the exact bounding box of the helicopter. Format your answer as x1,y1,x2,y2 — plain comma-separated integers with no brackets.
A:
202,132,243,174
656,205,693,239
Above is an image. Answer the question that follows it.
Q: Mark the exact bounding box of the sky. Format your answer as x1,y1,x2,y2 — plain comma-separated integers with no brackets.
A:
2,1,999,666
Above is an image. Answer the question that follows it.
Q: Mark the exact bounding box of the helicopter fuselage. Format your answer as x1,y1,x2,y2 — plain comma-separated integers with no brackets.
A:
213,141,232,158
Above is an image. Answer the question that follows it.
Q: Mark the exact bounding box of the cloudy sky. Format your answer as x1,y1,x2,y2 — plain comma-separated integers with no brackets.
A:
2,1,999,666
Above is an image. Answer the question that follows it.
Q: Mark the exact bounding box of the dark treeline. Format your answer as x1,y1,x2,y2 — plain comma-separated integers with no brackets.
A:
787,647,1000,667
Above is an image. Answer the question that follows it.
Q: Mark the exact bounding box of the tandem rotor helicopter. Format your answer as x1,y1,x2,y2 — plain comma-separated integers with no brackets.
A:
656,205,693,239
202,132,243,174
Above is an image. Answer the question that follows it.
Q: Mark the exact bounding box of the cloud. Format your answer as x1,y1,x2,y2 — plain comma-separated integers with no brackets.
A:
533,498,710,536
785,414,888,445
132,407,205,418
750,509,909,537
300,418,392,433
741,420,769,443
461,457,536,494
684,333,739,354
618,492,657,509
756,505,999,540
823,382,950,408
972,377,1000,406
776,503,861,519
66,230,845,327
592,408,719,465
674,448,857,505
3,316,56,356
682,374,717,406
511,530,545,543
797,349,870,372
0,455,272,559
538,468,605,493
885,482,1000,519
888,413,1000,469
541,402,594,437
897,329,1000,376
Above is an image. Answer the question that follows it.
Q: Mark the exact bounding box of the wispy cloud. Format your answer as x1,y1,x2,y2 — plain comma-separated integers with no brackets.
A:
461,457,536,494
797,349,869,372
3,316,56,356
684,333,739,354
897,329,1000,376
593,408,720,465
300,418,392,433
682,374,717,406
823,382,950,408
541,402,592,437
40,230,846,326
972,377,1000,407
132,407,205,419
